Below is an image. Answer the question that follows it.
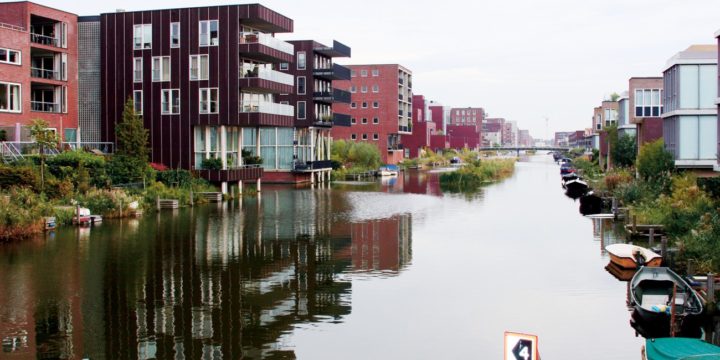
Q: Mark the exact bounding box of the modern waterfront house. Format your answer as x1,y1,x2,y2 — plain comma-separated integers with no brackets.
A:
331,64,413,164
628,77,663,149
274,39,351,184
661,44,718,171
0,1,78,143
91,4,296,192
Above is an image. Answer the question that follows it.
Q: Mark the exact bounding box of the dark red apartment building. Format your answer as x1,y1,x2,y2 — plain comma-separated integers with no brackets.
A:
331,64,413,164
403,94,437,158
96,4,296,192
274,39,351,183
0,1,78,143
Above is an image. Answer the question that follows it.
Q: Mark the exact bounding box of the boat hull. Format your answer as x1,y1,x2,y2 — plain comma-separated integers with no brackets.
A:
609,253,662,269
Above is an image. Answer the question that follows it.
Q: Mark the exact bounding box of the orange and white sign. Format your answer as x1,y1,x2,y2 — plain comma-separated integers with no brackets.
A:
504,331,539,360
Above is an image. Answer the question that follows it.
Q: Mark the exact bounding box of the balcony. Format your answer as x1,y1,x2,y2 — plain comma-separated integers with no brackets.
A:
240,101,293,116
239,32,294,63
30,33,59,47
239,65,294,94
398,78,404,85
399,94,404,101
31,101,60,113
388,143,404,151
315,40,352,58
235,101,295,127
196,165,263,182
31,67,60,81
332,113,352,127
313,63,351,81
293,160,333,172
313,88,351,104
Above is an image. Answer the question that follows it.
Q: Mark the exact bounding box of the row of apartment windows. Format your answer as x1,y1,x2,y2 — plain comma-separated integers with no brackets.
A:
350,101,380,109
350,85,380,93
350,69,380,77
350,133,380,140
0,48,21,66
133,20,219,50
278,51,307,71
351,117,381,124
0,82,68,114
634,88,663,117
134,55,212,82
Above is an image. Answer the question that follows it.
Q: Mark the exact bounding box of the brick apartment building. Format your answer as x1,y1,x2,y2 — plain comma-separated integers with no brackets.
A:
517,129,532,147
91,4,297,192
331,64,413,164
0,2,78,143
554,131,573,147
403,94,437,157
274,39,351,183
483,121,502,147
628,77,663,149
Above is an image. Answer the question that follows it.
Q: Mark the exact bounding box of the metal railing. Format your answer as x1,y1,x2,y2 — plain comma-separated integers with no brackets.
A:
30,33,59,47
239,64,294,86
61,142,114,154
293,160,332,171
0,141,59,156
239,32,294,55
239,101,294,116
31,67,60,80
193,164,262,170
0,142,22,163
31,101,60,113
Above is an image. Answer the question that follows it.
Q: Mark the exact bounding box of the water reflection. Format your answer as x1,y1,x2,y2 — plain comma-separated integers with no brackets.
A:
0,188,412,359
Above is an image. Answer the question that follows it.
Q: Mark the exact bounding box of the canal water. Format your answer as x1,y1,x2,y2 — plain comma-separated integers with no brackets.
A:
0,155,643,359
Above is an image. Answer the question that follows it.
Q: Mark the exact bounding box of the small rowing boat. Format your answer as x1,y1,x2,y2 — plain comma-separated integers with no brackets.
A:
606,244,662,269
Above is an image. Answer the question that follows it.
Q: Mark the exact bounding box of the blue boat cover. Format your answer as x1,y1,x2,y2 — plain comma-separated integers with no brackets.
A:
646,338,720,360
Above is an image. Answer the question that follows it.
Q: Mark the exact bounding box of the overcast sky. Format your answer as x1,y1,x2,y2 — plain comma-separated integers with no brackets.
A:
44,0,720,138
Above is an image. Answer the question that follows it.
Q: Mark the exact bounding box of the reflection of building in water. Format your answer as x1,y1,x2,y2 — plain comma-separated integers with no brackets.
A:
402,170,442,196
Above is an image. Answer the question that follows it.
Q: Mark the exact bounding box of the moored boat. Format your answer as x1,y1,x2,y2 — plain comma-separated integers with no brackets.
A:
606,244,662,269
377,164,399,177
643,338,720,360
564,178,588,194
630,267,704,337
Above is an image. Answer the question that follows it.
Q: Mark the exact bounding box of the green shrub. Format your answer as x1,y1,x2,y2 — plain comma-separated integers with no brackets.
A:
331,140,381,170
157,169,194,187
107,154,150,185
440,159,515,192
44,178,74,200
243,155,263,165
0,165,40,190
47,150,108,187
201,157,223,170
637,139,674,181
0,187,52,241
78,188,139,218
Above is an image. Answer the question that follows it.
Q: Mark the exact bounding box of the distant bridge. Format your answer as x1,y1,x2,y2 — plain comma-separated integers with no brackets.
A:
477,146,571,152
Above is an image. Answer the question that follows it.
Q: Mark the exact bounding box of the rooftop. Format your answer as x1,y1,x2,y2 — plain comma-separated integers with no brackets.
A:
664,44,718,71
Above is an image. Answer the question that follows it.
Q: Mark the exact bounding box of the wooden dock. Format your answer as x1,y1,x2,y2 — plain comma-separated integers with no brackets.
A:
156,199,179,209
197,192,223,203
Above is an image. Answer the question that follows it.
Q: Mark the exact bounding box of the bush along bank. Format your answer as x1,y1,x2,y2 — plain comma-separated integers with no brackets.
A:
439,158,516,192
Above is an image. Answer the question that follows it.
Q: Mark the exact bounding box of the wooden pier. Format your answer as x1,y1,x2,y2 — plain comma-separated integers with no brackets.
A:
156,198,179,210
197,192,223,203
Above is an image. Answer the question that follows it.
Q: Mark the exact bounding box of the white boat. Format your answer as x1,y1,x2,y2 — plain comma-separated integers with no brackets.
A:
605,244,662,269
378,165,399,177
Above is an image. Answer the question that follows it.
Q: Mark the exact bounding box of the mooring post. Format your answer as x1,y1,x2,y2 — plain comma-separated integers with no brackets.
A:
190,189,194,207
661,236,668,263
632,215,637,235
688,260,696,277
156,196,160,211
649,228,655,246
708,273,716,305
612,197,618,220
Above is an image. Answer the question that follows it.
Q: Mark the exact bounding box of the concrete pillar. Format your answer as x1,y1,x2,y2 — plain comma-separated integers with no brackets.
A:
256,178,261,193
237,180,243,194
220,125,227,169
221,181,228,195
255,127,260,157
311,171,316,185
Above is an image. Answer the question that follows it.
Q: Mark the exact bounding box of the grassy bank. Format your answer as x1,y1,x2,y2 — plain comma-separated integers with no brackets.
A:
439,158,516,192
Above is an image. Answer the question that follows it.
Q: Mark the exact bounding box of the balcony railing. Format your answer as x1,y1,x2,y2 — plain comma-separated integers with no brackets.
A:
30,33,59,47
239,101,294,116
332,113,352,127
313,63,351,81
31,101,59,113
239,32,294,55
61,142,115,153
293,160,333,171
240,64,294,86
31,67,60,80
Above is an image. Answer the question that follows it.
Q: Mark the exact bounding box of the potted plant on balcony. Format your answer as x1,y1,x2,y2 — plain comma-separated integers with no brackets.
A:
201,157,222,170
321,114,333,123
241,149,263,166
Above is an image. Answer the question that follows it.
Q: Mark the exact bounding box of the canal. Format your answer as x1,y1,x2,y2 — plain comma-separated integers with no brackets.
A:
0,155,643,359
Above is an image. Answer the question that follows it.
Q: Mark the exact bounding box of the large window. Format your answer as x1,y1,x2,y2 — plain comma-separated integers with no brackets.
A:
133,57,142,82
152,56,170,82
678,115,717,160
133,90,142,115
259,127,294,170
190,55,209,80
133,24,152,50
170,22,180,48
0,82,21,113
634,89,662,117
199,88,218,114
297,52,306,70
199,20,219,46
161,89,180,114
297,76,306,95
0,48,21,65
678,64,718,110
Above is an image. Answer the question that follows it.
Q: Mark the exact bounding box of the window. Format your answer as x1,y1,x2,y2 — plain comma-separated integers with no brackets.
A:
133,90,143,115
351,117,356,124
297,76,306,95
361,86,368,93
351,134,357,140
372,69,379,77
189,55,209,80
635,88,663,117
360,70,368,77
373,133,379,140
372,85,379,93
133,24,152,50
351,70,356,77
0,48,21,65
0,82,21,113
362,133,368,140
133,57,142,82
161,89,180,114
297,101,306,119
373,101,379,108
170,22,180,48
297,52,306,70
350,86,356,93
373,117,379,124
351,102,357,109
362,101,368,108
199,20,219,46
152,56,171,82
361,118,368,124
199,88,218,114
280,63,289,70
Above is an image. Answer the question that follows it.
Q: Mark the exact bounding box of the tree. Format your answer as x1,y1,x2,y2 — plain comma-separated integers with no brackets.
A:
610,92,620,102
29,119,59,191
109,98,150,185
613,134,636,168
637,139,674,180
